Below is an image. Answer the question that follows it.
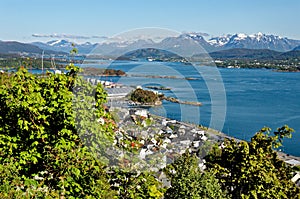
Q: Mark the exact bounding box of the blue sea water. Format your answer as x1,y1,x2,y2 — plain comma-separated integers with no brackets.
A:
83,60,300,156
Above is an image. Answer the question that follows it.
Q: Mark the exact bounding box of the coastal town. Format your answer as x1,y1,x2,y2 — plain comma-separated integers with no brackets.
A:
89,77,300,186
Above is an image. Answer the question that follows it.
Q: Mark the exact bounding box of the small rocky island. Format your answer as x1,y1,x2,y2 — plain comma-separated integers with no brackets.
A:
145,86,171,90
130,88,162,106
130,88,202,107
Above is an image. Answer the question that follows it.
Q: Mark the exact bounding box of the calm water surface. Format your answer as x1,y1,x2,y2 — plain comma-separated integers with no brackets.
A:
83,61,300,156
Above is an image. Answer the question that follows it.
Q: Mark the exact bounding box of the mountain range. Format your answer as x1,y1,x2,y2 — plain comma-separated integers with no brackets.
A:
0,32,300,59
30,32,300,55
0,41,65,56
31,40,97,54
207,32,300,52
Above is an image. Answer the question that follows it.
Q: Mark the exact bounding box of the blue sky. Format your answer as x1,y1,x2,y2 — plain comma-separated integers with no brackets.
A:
1,0,299,42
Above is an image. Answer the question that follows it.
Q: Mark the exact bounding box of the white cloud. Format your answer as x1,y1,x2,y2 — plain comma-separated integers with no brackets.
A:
32,33,108,40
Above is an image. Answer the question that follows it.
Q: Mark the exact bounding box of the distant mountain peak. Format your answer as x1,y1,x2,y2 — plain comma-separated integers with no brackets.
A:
29,32,300,55
208,32,300,51
208,34,232,47
234,33,248,40
251,32,264,37
32,39,97,54
0,40,65,55
47,39,71,47
182,32,204,38
249,32,264,41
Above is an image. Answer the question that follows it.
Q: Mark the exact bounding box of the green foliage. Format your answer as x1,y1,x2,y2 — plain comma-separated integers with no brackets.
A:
164,151,229,199
0,65,115,198
205,125,300,199
0,57,63,70
145,118,153,126
130,88,159,104
108,168,164,199
0,65,165,198
294,166,300,172
70,43,78,55
72,69,116,165
196,140,214,158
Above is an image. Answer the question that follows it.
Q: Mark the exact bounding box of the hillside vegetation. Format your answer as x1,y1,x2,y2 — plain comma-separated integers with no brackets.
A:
0,65,299,198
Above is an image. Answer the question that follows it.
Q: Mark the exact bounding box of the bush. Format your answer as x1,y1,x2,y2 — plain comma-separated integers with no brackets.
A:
0,65,115,198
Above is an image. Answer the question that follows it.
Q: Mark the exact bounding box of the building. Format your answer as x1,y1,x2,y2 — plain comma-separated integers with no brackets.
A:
106,87,134,99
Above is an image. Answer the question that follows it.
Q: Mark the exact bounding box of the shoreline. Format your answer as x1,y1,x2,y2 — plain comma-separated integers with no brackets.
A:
109,98,300,164
149,111,300,163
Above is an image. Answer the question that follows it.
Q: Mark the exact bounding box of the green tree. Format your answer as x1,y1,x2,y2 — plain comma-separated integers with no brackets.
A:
0,65,115,198
72,68,116,165
164,151,229,199
205,125,300,199
108,168,164,199
130,88,159,104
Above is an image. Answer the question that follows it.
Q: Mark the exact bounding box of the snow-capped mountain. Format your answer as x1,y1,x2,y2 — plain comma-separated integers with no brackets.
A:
48,39,68,46
0,40,65,55
176,33,217,52
154,33,212,56
30,32,300,56
208,32,300,52
32,40,97,54
208,34,232,47
91,39,155,56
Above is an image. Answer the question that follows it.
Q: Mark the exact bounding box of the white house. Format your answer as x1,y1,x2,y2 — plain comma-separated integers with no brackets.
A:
135,109,148,118
139,148,154,159
285,159,300,166
54,70,62,74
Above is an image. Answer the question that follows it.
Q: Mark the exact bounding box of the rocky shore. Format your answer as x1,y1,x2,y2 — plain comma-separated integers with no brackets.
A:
162,96,202,106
